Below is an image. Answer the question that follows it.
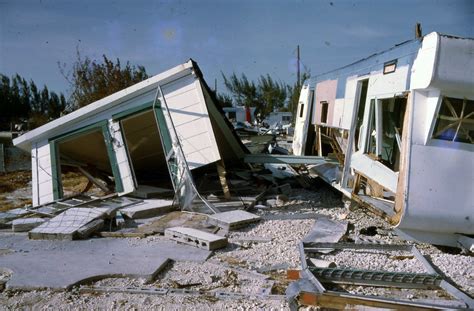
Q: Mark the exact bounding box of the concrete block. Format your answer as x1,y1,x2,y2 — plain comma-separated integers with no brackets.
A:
120,199,176,219
12,218,46,232
207,210,261,230
165,227,227,250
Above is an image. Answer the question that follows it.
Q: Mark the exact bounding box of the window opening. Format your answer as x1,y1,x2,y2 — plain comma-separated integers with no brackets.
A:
227,111,236,121
432,97,473,144
354,79,369,151
299,103,305,118
56,128,115,198
121,110,173,191
305,90,316,155
320,101,329,124
383,59,397,75
365,97,407,171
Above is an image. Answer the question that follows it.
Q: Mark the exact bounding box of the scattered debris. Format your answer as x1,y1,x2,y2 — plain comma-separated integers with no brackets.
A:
302,216,348,244
288,241,474,309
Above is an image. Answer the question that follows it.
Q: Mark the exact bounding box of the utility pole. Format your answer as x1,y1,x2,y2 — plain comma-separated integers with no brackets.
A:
214,78,217,93
297,45,301,88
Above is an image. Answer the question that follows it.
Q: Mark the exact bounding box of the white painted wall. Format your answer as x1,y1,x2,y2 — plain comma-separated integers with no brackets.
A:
397,89,474,236
340,76,358,130
35,139,54,205
162,75,221,170
292,84,313,155
332,98,345,128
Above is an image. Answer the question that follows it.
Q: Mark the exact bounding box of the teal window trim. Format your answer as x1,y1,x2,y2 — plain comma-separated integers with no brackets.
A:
49,141,63,200
153,106,178,186
112,101,155,120
49,120,123,199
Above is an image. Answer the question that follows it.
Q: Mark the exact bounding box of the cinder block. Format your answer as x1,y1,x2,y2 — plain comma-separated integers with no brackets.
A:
165,227,227,250
207,210,261,230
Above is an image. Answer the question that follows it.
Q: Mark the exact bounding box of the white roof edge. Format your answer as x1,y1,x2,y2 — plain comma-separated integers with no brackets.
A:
13,60,194,149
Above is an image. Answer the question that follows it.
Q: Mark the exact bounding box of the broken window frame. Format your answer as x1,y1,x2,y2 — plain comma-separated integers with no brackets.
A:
431,96,474,145
49,120,123,200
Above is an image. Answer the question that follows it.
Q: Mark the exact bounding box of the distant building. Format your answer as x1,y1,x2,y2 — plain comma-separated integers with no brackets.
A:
264,111,292,127
223,106,256,124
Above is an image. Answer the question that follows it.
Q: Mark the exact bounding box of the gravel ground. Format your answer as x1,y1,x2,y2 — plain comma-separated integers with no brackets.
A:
0,184,472,310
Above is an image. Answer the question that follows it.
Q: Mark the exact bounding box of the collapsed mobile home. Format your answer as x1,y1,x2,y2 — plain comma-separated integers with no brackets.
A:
13,60,247,210
293,32,473,247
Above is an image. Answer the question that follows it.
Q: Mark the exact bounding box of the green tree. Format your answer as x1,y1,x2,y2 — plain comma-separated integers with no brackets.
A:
64,53,149,109
0,73,68,130
222,73,259,108
222,72,289,118
257,74,287,116
216,93,233,108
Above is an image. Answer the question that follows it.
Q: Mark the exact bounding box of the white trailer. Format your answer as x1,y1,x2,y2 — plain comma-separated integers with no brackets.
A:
293,32,473,248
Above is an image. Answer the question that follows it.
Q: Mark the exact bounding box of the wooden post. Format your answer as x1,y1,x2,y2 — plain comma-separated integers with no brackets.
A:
216,160,231,200
317,126,323,157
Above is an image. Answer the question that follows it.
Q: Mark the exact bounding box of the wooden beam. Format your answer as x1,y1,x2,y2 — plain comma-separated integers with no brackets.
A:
216,160,231,200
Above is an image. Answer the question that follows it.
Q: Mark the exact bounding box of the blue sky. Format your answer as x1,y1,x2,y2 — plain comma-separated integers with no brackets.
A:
0,0,472,97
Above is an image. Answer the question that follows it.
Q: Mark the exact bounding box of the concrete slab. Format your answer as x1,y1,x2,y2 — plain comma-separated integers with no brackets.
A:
130,185,174,199
0,233,211,290
165,227,228,250
207,210,261,230
29,207,111,240
120,199,176,219
11,218,46,232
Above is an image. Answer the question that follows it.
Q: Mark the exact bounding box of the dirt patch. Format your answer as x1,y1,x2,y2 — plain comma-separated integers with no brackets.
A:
61,170,107,197
0,171,31,194
0,171,32,211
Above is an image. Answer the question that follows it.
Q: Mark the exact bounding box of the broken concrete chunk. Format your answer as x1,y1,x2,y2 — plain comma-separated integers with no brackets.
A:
165,227,227,250
130,185,174,199
12,218,46,232
309,258,337,268
120,199,175,219
302,217,348,244
207,210,261,230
